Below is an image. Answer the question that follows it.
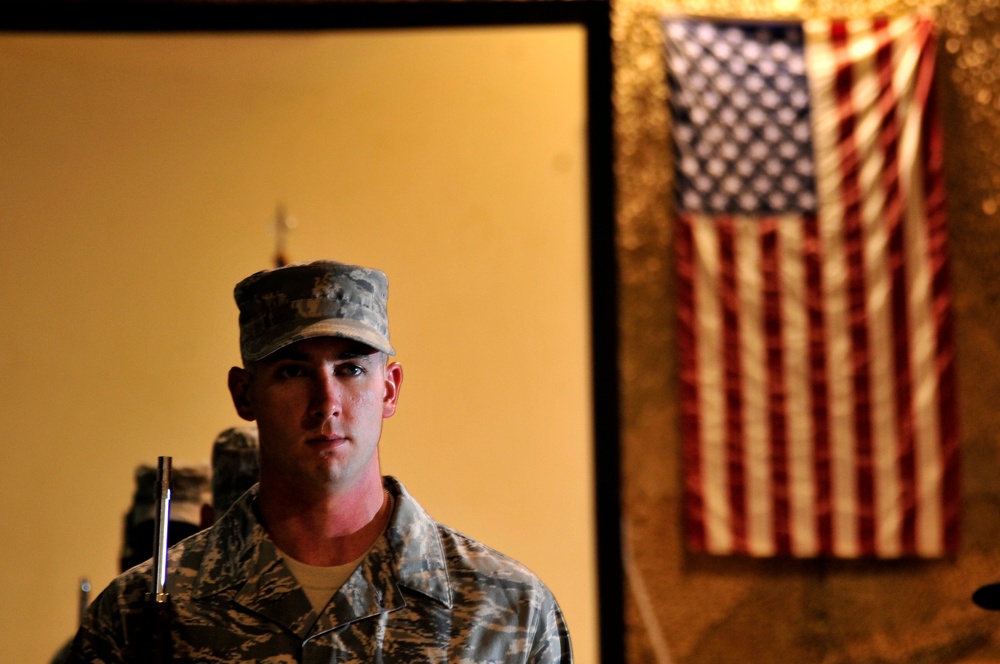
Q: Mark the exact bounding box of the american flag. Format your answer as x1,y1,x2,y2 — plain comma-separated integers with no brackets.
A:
665,13,959,558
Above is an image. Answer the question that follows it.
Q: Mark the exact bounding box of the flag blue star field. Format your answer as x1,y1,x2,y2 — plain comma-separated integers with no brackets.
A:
665,13,958,558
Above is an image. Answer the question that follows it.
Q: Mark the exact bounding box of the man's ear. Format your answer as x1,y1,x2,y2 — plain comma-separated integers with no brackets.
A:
382,362,403,418
228,366,256,422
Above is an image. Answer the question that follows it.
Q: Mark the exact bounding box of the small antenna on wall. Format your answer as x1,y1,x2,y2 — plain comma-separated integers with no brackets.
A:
270,204,298,268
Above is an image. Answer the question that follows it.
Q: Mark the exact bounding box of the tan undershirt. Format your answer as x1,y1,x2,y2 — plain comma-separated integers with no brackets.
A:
282,552,365,612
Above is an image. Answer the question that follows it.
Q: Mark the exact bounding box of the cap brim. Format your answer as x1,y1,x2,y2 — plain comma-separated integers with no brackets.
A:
243,318,395,362
973,582,1000,610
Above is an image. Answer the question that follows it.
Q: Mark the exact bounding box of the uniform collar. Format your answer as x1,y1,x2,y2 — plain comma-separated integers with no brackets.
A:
190,476,453,636
379,476,453,608
190,485,269,600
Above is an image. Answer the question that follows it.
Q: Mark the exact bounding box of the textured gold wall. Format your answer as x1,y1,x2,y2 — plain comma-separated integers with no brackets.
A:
613,0,1000,660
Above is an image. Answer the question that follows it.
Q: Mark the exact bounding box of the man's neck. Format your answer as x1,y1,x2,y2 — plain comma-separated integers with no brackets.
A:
256,474,391,567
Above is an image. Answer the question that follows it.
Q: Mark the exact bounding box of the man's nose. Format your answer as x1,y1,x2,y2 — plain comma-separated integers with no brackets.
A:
310,371,341,419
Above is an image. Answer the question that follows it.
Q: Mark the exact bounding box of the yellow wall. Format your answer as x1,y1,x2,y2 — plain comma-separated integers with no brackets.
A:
0,28,597,662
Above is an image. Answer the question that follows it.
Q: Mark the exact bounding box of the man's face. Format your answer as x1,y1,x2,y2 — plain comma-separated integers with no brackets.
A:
228,336,402,498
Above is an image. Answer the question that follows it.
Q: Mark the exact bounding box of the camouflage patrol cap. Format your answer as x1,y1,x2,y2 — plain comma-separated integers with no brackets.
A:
120,462,210,571
235,259,395,362
127,462,211,528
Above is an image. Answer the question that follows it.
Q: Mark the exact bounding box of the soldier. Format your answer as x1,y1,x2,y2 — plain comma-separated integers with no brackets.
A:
119,462,211,571
52,462,210,664
68,259,572,662
200,425,260,527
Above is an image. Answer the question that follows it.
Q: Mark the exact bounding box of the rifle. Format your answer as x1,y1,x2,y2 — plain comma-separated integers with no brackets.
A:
143,456,173,663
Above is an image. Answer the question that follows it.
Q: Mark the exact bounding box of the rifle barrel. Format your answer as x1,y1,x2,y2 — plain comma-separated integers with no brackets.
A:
78,577,91,625
150,456,172,601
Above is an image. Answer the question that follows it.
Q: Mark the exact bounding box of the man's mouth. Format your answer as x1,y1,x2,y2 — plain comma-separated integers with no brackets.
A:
307,434,348,447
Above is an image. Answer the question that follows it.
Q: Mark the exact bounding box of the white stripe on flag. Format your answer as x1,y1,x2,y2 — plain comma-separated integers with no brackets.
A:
735,216,773,556
805,23,860,557
776,216,819,557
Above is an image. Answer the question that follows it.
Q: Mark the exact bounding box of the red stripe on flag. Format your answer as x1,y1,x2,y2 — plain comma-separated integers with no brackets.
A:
803,214,834,553
831,21,877,555
760,218,791,551
873,16,919,553
717,217,748,552
677,214,707,552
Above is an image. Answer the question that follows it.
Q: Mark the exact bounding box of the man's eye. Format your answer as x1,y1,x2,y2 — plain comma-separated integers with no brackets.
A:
276,365,307,379
337,364,364,377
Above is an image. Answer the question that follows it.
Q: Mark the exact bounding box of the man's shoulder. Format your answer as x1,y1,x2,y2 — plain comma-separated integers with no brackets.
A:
387,477,554,595
422,520,572,661
433,522,554,596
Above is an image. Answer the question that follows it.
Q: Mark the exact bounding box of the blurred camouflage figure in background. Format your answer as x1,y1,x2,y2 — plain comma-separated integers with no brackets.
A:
51,462,210,664
202,425,260,526
54,428,259,663
119,462,211,571
67,259,571,662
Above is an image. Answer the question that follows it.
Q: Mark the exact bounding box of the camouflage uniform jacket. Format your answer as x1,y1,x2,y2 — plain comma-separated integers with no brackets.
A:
67,476,573,663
